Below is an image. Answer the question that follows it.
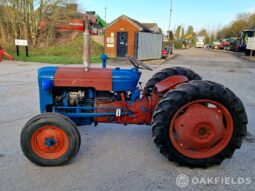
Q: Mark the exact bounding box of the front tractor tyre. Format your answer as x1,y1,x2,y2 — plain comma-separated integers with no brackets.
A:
152,80,247,168
21,113,81,166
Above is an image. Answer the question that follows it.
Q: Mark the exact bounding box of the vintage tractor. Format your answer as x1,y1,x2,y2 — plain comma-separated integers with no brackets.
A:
20,17,248,168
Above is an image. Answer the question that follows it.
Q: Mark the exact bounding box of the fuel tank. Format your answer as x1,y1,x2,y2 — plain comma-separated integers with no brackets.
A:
112,67,141,91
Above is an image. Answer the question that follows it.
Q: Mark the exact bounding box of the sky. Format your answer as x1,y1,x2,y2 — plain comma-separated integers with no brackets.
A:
78,0,255,34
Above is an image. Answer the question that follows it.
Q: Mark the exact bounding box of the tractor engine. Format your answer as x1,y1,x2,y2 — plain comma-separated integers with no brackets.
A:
53,88,132,108
68,91,86,106
38,66,151,126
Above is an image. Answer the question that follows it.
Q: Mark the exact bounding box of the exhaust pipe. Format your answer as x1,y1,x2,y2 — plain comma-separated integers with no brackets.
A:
83,16,91,71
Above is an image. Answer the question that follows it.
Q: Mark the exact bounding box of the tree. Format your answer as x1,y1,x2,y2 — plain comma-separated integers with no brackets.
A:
0,0,79,46
216,12,255,39
197,29,209,37
175,25,185,39
186,25,194,36
185,25,196,45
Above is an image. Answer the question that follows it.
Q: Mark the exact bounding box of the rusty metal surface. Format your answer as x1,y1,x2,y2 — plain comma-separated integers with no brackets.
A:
54,67,112,90
95,98,152,125
155,75,188,93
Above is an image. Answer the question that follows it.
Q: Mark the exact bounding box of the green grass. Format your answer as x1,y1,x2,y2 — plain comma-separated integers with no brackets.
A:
4,34,104,64
5,54,101,64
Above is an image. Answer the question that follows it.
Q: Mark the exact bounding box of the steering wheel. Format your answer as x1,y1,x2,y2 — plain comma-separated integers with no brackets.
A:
126,56,153,71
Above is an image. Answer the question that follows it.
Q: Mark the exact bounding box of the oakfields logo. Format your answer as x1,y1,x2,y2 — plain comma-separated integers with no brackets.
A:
176,174,251,188
176,174,189,188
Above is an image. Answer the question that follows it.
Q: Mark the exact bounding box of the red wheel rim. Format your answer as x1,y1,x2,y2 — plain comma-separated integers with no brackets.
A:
169,100,234,159
31,126,69,160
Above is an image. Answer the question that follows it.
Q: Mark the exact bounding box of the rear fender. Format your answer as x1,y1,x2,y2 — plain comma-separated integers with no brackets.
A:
154,75,188,94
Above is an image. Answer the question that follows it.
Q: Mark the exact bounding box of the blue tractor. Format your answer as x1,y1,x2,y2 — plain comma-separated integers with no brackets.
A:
20,18,248,168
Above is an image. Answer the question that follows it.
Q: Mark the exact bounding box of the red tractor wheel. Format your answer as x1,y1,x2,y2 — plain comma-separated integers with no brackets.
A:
152,80,247,168
20,113,81,166
144,67,201,96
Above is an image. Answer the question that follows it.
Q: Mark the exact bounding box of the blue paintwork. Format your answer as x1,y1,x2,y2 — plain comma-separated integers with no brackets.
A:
80,89,95,125
131,88,141,101
100,54,108,68
38,67,57,113
53,106,128,111
42,79,53,91
112,68,141,91
45,138,57,147
59,112,129,118
38,65,142,126
59,88,95,126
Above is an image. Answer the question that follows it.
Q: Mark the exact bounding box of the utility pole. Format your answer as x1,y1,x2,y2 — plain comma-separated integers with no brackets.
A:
105,0,107,24
168,0,173,32
105,7,107,23
168,0,173,42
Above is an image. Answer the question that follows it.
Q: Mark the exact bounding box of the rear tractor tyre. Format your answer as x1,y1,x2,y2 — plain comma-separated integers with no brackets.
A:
152,80,248,168
21,113,81,166
144,67,202,96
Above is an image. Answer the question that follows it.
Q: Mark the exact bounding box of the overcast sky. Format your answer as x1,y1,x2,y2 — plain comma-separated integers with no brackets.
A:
78,0,255,33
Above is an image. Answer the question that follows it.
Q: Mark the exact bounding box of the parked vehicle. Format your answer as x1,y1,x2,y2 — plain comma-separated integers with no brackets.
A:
211,40,221,49
237,29,255,55
162,49,168,59
219,39,230,50
234,38,241,52
196,36,205,48
225,38,238,51
206,42,213,48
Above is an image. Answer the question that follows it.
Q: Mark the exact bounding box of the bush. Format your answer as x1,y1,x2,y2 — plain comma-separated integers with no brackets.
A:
174,41,184,49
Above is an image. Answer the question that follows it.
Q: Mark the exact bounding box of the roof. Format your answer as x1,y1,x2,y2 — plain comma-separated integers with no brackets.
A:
104,15,153,33
141,23,157,28
141,23,162,33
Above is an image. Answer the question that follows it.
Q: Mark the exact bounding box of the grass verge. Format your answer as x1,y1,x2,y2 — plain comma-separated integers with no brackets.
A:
3,34,103,64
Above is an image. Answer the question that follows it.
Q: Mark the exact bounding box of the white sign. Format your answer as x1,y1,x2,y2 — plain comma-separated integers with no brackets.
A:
111,33,114,38
15,39,28,46
247,37,255,50
107,37,114,44
107,44,114,48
